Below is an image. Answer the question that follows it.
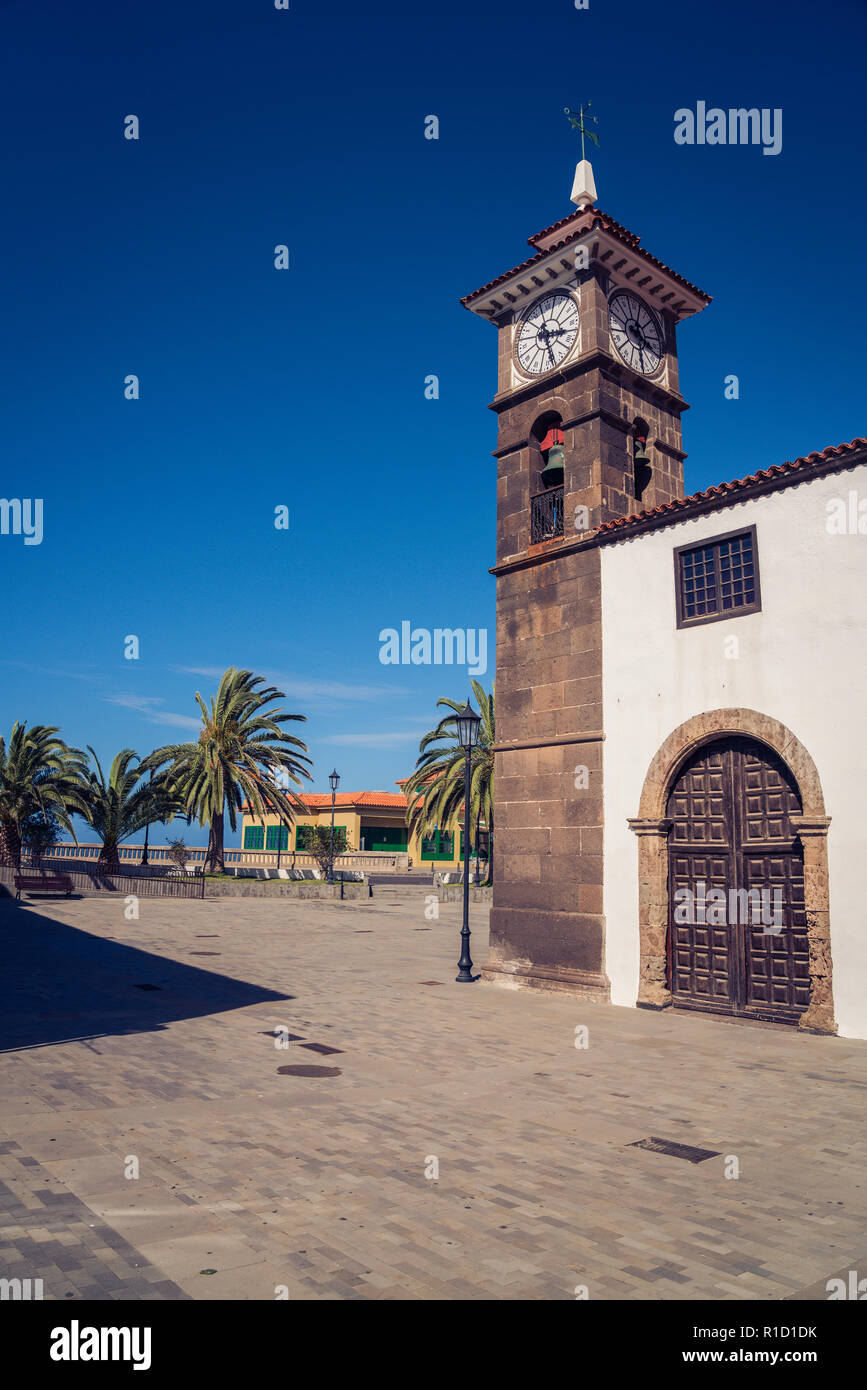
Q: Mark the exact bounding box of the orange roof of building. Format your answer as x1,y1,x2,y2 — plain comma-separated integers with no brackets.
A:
242,790,409,813
302,791,408,808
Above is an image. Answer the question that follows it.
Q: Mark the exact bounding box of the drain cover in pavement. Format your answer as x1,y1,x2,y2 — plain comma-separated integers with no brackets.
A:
277,1065,342,1078
628,1136,720,1164
190,951,221,955
300,1042,344,1055
419,980,445,986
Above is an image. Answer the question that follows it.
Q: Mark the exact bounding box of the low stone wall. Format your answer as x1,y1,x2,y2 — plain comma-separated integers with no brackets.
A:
204,880,370,900
437,884,493,903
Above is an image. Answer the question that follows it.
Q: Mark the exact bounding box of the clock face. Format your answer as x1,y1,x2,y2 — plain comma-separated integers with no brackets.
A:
608,291,664,375
515,292,579,375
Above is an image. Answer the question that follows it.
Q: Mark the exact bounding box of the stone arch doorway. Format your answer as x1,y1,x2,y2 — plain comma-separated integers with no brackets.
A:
628,710,835,1035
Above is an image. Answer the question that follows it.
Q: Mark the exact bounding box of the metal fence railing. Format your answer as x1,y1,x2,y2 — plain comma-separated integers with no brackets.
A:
530,485,564,544
23,843,410,872
1,861,205,901
26,843,243,867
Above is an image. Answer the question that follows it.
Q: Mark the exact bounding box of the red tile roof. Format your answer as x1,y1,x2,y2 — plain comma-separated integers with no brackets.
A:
461,206,710,307
596,437,867,538
242,790,409,813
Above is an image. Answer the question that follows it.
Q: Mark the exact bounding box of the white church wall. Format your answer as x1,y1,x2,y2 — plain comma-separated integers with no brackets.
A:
600,466,867,1038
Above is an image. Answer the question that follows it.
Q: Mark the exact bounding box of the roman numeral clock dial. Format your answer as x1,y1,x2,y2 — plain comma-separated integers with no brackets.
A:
608,290,664,375
515,292,579,376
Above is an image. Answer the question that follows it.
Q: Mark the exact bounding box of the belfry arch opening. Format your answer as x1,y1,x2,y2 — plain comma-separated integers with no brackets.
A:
632,416,651,505
530,411,564,491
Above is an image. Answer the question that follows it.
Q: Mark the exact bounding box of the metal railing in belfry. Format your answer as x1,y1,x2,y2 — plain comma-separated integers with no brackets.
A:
530,486,564,544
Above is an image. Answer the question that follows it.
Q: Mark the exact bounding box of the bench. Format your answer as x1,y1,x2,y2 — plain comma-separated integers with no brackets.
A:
14,874,75,900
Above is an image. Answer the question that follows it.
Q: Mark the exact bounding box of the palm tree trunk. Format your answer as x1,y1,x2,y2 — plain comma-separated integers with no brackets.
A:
0,819,21,868
205,811,225,874
97,845,121,872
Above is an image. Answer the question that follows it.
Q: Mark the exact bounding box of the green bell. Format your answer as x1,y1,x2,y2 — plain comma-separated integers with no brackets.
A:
633,436,650,466
540,442,565,488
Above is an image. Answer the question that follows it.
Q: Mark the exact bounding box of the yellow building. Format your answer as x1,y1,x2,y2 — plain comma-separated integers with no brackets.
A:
240,789,488,869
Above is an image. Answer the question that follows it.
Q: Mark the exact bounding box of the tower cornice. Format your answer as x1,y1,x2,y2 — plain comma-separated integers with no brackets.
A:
462,205,711,323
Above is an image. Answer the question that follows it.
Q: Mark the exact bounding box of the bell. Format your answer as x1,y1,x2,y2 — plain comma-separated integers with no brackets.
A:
633,436,650,466
540,443,565,488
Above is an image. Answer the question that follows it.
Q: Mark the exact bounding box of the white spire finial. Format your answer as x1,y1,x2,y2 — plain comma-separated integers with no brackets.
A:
564,102,600,210
571,159,597,210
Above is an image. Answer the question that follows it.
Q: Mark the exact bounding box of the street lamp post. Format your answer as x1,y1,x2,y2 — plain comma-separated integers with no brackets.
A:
140,768,153,867
455,698,481,983
328,769,340,883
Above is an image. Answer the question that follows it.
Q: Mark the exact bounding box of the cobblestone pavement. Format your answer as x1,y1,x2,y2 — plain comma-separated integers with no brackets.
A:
1,890,865,1301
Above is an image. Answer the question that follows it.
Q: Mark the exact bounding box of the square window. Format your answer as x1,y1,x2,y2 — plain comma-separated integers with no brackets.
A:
674,526,761,628
265,825,289,852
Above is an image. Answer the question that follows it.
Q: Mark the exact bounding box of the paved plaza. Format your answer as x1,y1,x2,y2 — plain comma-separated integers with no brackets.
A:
0,886,865,1301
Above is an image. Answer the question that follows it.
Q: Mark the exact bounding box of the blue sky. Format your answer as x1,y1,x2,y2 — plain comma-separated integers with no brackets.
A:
1,0,864,845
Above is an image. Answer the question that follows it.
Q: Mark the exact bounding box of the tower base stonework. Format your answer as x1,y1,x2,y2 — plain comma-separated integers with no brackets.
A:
481,544,610,1001
482,734,610,1000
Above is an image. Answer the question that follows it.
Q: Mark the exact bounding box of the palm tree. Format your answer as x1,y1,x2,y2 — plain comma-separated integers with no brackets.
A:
404,680,495,883
0,723,88,868
146,667,312,874
80,749,181,872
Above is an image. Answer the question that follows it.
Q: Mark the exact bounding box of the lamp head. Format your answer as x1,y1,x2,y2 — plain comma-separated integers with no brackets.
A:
456,700,482,750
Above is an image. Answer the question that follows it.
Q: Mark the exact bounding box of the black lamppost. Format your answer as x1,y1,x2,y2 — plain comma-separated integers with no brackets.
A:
328,769,340,882
455,698,481,983
140,768,153,867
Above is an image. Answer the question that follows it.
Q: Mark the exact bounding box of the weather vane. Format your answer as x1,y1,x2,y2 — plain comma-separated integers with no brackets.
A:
564,101,600,162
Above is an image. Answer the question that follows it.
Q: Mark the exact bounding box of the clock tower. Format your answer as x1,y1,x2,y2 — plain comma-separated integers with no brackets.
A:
462,159,711,997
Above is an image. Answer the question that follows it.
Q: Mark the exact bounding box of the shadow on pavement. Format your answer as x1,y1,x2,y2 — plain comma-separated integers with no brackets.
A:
0,897,292,1052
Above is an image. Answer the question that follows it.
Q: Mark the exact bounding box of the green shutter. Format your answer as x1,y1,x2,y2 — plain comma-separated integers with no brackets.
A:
244,825,265,850
421,829,456,860
266,825,289,851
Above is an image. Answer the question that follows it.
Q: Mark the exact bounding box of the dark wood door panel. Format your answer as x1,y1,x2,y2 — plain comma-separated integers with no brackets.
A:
669,851,733,1009
742,850,809,1017
666,737,805,1023
668,748,730,849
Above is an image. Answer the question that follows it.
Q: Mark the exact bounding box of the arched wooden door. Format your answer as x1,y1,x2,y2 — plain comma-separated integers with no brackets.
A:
666,736,809,1024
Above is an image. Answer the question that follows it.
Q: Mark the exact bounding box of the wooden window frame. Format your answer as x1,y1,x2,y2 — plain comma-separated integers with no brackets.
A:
420,828,455,861
674,524,762,630
265,825,289,852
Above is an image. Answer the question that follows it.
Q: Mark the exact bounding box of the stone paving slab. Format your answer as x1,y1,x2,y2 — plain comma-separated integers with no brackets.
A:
0,891,865,1301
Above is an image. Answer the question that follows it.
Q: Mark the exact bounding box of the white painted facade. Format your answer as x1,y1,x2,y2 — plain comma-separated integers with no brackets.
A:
600,464,867,1038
